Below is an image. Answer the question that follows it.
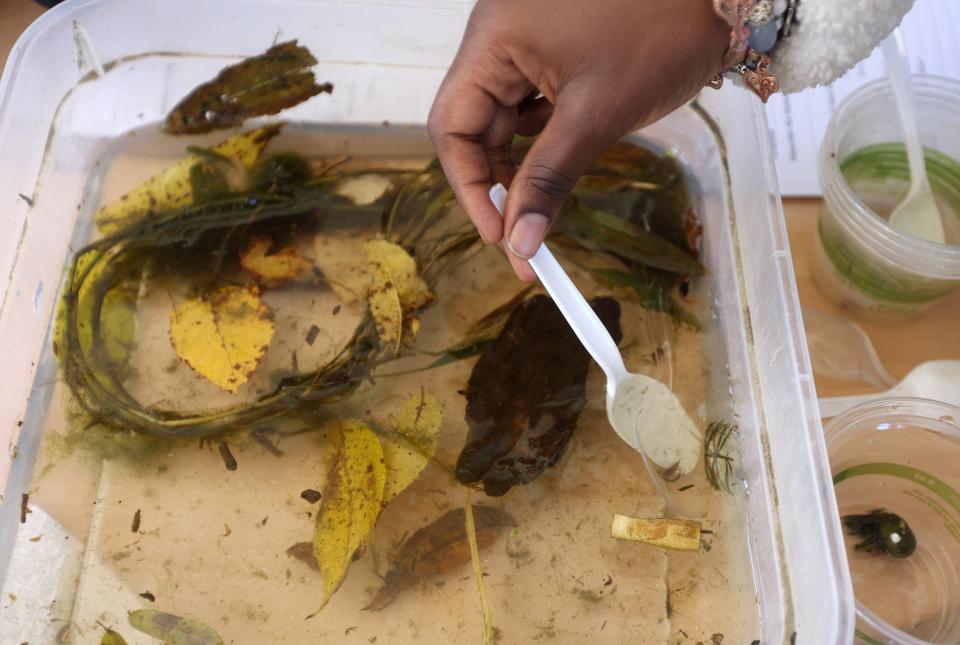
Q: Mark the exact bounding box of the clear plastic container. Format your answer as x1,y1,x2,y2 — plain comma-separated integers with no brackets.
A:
0,1,852,643
826,398,960,644
814,75,960,321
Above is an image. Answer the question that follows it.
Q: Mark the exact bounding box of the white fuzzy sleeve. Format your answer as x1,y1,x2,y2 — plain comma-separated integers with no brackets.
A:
770,0,915,93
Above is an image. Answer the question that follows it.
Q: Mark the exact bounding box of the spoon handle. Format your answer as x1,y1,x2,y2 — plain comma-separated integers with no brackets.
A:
881,30,927,193
490,184,627,384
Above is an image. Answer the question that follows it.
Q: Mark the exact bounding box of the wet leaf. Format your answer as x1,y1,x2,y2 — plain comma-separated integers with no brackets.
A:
164,41,332,135
100,628,128,645
127,609,223,645
560,203,704,276
240,235,312,283
313,421,386,613
381,389,443,503
53,251,138,389
95,125,281,234
610,514,701,551
426,287,535,369
169,285,275,393
456,296,622,496
366,506,515,610
287,541,320,571
594,268,700,329
364,240,433,353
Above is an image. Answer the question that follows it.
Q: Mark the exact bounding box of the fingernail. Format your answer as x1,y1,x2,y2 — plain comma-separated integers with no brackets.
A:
507,214,549,259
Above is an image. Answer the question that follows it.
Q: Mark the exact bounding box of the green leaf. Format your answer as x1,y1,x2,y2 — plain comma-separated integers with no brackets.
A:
128,609,223,645
594,268,700,329
561,204,704,276
164,41,332,135
100,628,129,645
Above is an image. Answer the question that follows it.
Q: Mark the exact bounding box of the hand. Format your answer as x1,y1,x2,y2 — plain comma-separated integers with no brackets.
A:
428,0,728,280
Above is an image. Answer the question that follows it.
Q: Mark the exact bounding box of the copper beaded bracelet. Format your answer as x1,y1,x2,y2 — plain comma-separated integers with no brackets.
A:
708,0,781,102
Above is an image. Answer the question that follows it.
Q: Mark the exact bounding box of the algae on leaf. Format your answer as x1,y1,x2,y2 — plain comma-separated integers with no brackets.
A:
169,285,275,393
164,40,332,135
95,125,281,234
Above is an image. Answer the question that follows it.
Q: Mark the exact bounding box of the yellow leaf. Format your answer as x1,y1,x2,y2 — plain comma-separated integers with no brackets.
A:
313,421,386,612
381,389,443,504
240,236,312,283
363,239,433,353
169,285,274,393
95,125,281,234
610,514,701,551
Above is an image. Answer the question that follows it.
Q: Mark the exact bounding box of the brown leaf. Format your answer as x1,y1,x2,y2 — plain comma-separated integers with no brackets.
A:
365,506,515,611
164,41,332,135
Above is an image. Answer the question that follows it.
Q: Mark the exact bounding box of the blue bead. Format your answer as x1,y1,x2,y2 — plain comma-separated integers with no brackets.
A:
748,20,779,53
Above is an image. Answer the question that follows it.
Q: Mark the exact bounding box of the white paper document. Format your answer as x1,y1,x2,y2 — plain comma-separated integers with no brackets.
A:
766,0,960,196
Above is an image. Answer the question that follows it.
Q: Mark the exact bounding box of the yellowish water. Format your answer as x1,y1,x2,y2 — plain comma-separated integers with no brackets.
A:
23,127,759,645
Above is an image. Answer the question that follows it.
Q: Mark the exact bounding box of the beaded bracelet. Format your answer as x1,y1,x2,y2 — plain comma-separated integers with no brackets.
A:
707,0,794,102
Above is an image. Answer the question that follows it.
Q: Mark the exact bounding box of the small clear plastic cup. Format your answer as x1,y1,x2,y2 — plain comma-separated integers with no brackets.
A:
814,75,960,322
825,397,960,644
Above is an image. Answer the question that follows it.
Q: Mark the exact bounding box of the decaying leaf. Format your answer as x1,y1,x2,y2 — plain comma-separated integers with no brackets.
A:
430,286,535,369
366,506,515,610
127,609,223,645
100,627,128,645
313,422,387,613
164,41,332,135
169,285,275,393
286,541,320,571
380,389,442,504
95,125,281,234
610,514,701,551
364,239,433,353
240,236,313,283
53,250,138,387
456,295,622,496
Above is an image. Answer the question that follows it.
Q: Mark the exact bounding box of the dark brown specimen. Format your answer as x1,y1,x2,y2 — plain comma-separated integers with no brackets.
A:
455,295,622,496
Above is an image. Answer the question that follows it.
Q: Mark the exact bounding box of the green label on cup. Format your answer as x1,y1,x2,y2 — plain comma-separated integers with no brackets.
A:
833,462,960,514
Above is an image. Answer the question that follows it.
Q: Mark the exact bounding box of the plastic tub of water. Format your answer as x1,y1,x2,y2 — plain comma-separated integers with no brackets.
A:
827,397,960,644
0,1,852,643
814,75,960,322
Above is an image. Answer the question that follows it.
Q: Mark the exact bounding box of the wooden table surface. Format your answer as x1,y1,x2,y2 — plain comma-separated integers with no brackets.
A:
3,0,958,401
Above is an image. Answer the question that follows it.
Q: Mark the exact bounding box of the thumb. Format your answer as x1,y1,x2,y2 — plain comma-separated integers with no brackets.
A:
504,104,609,259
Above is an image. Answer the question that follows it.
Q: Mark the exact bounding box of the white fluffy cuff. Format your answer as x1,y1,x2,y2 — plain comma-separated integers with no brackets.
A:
770,0,915,93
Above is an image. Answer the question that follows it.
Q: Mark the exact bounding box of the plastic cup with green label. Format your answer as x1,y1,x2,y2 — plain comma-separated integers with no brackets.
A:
826,397,960,644
815,76,960,321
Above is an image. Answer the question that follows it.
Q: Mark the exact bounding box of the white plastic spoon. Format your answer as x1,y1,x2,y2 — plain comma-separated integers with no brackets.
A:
882,30,946,244
803,307,896,390
490,184,702,512
818,360,960,419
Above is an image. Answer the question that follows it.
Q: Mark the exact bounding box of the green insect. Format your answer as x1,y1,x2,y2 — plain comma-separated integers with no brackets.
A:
842,509,917,558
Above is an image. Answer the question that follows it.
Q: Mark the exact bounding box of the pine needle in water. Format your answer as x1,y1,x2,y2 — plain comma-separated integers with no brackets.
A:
465,492,496,645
